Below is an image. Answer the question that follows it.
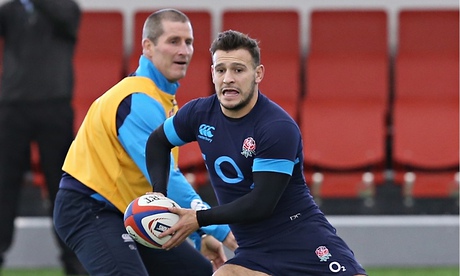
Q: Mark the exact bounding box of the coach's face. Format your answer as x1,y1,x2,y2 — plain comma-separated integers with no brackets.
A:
144,20,194,82
212,49,264,118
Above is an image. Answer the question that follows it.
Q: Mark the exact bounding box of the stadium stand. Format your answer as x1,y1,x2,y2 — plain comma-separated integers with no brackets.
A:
393,9,459,202
222,10,301,121
300,10,389,205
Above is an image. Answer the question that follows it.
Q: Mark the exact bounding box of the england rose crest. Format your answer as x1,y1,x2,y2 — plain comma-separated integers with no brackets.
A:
241,137,256,158
315,246,332,262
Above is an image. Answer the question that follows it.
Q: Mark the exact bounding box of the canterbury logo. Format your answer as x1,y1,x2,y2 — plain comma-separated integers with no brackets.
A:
198,124,215,142
199,124,215,138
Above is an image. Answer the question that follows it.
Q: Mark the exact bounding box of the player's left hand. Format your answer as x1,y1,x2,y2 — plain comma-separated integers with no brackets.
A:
158,206,199,250
200,235,227,271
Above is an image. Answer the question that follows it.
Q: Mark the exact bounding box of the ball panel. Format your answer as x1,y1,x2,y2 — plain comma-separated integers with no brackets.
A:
123,200,134,221
125,225,162,249
125,213,157,245
140,213,179,246
124,195,181,249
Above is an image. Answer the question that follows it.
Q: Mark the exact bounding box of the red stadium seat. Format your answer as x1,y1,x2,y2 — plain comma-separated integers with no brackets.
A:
73,11,125,133
129,10,213,186
222,10,301,121
305,171,384,199
393,9,459,198
300,10,389,199
396,171,459,199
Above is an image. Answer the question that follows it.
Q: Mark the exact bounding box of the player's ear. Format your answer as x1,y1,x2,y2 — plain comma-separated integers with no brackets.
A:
142,38,154,57
211,65,215,80
255,64,264,84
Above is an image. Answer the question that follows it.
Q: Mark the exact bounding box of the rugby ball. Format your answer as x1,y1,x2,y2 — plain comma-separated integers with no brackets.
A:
124,194,180,249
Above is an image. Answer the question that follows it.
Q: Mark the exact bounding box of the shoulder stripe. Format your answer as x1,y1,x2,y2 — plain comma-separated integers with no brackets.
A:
253,158,294,175
164,116,186,146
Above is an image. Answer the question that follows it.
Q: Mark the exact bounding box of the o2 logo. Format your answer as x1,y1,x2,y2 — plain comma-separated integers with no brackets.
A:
214,156,244,184
329,262,346,273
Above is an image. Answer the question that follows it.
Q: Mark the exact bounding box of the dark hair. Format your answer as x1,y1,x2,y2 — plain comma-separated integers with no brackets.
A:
210,30,261,67
142,9,190,44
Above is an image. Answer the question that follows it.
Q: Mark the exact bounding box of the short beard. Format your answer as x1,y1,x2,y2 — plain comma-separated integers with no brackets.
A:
220,81,257,112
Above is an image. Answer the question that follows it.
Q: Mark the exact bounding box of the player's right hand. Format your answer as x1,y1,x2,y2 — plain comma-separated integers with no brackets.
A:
158,207,199,250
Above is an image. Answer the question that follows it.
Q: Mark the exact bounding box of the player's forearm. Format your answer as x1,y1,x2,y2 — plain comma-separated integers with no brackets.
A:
146,125,174,195
197,172,291,226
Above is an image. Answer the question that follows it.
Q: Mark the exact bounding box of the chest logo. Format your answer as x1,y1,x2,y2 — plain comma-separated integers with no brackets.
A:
198,124,215,142
241,137,256,158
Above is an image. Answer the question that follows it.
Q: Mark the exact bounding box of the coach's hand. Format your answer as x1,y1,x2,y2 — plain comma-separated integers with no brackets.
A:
201,235,227,271
159,207,199,250
223,231,238,251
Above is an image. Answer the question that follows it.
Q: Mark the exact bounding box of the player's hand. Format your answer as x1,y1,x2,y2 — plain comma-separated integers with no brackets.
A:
158,207,199,250
222,231,238,251
200,235,227,271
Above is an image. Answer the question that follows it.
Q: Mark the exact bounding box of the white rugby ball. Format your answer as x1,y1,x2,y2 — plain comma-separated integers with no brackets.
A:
124,194,180,249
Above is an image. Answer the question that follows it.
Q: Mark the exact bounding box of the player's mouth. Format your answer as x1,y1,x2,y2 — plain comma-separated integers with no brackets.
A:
222,87,239,96
173,60,188,67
